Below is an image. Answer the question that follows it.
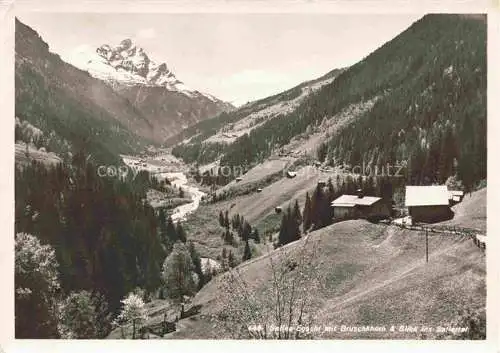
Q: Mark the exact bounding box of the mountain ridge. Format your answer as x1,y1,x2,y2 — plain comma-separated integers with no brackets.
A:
15,18,155,164
65,37,234,142
15,18,234,160
171,14,486,193
68,38,221,102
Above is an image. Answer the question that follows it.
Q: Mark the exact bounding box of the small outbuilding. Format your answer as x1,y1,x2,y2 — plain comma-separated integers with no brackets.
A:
331,189,390,221
475,234,486,250
448,190,465,205
286,171,297,178
405,185,452,223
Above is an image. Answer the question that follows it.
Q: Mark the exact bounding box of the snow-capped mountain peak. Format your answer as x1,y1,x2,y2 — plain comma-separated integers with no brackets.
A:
65,39,199,96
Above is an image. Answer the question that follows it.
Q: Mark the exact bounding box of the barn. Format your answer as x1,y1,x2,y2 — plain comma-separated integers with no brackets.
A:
405,185,452,223
331,189,390,221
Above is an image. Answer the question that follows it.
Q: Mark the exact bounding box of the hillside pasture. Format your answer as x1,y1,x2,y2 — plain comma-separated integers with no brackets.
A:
170,220,485,339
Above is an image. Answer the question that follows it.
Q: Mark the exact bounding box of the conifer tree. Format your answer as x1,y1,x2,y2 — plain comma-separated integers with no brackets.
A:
219,211,225,227
116,292,148,339
228,250,237,268
166,216,178,245
252,228,260,244
242,221,252,241
289,204,301,243
278,206,301,247
221,248,228,271
238,222,244,238
235,214,241,230
303,192,312,233
278,211,290,246
176,221,187,243
224,210,230,228
188,241,204,290
226,230,235,246
15,160,165,318
243,239,252,261
15,232,60,338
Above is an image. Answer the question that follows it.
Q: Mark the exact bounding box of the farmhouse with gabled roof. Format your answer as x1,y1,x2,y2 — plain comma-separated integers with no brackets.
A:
331,189,390,221
405,185,452,223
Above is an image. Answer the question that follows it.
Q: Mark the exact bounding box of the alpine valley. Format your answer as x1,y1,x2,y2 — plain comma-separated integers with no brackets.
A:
14,14,487,341
15,18,232,164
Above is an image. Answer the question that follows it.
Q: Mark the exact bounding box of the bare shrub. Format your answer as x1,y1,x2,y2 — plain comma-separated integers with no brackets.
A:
215,236,325,339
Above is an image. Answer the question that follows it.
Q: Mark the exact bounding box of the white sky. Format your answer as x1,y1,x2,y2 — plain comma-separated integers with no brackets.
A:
17,13,423,106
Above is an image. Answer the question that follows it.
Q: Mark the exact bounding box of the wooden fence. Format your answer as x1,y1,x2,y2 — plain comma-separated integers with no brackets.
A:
390,221,486,251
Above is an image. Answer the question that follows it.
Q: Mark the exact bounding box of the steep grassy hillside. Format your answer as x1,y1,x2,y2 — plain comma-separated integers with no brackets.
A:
171,218,485,339
15,19,153,164
440,187,486,232
226,165,326,223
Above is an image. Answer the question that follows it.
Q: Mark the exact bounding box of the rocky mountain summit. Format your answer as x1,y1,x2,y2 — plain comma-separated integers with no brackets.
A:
66,38,233,140
71,38,201,94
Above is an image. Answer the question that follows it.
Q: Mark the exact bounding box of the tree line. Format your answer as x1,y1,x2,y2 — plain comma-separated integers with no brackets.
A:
218,210,260,264
276,175,397,247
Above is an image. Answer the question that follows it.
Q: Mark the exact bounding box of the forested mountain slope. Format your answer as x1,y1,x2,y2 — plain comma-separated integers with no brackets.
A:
324,14,486,189
15,19,153,164
14,156,172,337
169,68,343,164
174,14,486,191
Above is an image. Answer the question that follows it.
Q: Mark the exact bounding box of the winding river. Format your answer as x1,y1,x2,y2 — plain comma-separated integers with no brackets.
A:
121,155,206,222
158,172,206,222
